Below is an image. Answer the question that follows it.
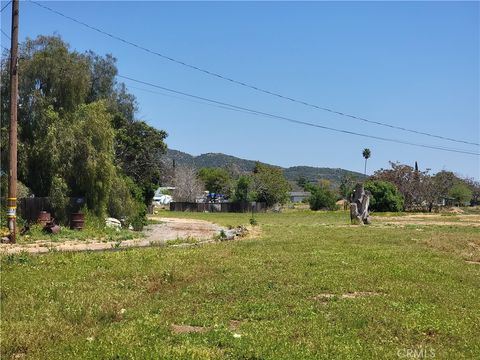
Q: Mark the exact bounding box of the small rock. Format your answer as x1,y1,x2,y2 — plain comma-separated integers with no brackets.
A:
105,217,122,229
224,230,236,240
235,225,248,237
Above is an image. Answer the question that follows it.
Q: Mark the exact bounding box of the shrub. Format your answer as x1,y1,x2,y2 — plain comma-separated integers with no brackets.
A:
108,175,146,227
364,180,404,212
131,213,145,231
308,183,338,211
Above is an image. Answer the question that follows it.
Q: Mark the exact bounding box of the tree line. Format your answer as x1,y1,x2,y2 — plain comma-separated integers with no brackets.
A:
302,161,479,212
1,35,168,226
172,160,478,213
172,162,291,207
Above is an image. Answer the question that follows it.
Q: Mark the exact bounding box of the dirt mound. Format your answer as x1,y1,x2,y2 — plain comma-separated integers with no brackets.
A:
444,207,465,214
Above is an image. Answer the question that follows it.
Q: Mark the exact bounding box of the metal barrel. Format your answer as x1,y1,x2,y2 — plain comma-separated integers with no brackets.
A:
37,211,51,226
70,212,85,230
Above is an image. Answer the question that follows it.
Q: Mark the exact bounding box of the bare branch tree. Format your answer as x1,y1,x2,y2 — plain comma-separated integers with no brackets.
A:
172,167,203,202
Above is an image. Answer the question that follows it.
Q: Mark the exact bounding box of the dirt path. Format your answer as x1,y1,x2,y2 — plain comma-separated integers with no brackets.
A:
145,218,222,241
0,218,223,255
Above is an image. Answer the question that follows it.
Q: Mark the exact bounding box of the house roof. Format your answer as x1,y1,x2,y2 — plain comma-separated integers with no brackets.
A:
289,191,311,197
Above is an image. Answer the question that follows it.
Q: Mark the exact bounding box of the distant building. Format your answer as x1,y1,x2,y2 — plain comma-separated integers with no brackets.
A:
289,191,311,202
439,196,457,207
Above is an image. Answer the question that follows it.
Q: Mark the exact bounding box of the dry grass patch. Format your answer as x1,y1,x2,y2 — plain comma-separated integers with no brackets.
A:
313,291,383,302
372,213,480,227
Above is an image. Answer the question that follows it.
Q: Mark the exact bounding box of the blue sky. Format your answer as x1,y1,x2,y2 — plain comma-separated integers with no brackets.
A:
1,1,479,178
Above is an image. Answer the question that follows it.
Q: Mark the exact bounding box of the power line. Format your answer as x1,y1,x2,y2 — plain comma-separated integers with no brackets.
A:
30,0,479,147
124,83,269,117
0,1,11,12
1,29,10,40
118,74,479,156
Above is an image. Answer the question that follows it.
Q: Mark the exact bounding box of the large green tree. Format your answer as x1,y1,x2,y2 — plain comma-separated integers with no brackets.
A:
114,119,168,203
252,163,290,206
198,167,232,195
18,36,91,140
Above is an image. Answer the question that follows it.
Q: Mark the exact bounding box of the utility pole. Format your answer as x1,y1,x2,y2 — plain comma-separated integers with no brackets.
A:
7,0,19,243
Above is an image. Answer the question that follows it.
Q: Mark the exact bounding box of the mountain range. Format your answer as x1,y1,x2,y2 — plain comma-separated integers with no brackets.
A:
165,149,366,188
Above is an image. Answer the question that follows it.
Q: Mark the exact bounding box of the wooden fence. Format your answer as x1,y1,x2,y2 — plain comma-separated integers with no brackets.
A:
16,197,86,222
170,201,267,213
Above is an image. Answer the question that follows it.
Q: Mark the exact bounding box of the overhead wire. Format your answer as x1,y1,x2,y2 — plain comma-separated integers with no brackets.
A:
1,29,10,40
118,75,479,156
124,83,270,117
0,1,11,13
30,0,479,147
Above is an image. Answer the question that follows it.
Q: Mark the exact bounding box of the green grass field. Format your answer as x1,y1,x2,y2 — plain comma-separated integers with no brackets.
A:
1,211,479,359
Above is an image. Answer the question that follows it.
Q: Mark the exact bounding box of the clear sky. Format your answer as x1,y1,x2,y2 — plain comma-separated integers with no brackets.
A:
1,1,479,178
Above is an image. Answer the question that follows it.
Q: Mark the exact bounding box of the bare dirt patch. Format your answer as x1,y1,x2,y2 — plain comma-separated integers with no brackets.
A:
171,324,209,334
147,218,222,241
228,320,242,331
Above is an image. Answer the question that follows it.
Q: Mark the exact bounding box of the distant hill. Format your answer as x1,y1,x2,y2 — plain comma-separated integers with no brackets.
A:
166,149,271,172
165,149,365,187
283,166,365,186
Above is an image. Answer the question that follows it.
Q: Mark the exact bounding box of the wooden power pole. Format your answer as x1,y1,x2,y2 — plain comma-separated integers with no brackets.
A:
7,0,19,243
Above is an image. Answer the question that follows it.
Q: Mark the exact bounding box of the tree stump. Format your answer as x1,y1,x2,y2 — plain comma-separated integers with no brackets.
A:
350,184,371,225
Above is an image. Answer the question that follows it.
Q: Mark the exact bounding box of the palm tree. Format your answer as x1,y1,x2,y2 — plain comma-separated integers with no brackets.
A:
362,148,371,175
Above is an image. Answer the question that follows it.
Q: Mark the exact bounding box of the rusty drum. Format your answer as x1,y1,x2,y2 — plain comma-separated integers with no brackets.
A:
37,211,51,226
70,212,85,230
